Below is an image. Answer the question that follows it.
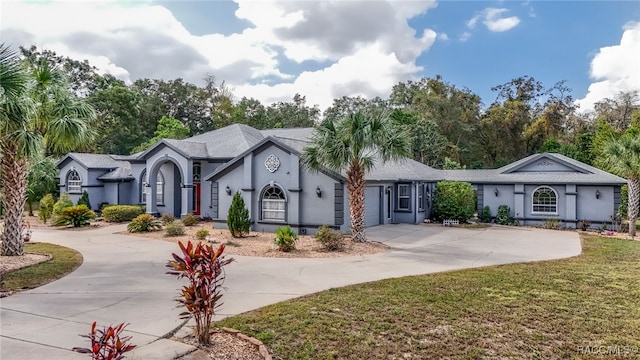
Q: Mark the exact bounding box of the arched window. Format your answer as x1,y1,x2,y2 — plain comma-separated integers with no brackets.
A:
532,186,557,214
140,170,164,205
261,185,286,221
67,169,82,194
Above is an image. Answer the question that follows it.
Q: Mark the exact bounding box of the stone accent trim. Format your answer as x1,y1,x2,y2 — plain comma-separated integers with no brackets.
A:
220,327,272,360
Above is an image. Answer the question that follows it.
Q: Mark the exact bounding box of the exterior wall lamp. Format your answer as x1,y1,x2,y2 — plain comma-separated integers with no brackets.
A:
494,188,499,197
595,189,600,199
315,186,322,198
225,185,231,195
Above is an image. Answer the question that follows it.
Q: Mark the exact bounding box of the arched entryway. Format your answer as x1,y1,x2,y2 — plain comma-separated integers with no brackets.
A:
146,157,185,218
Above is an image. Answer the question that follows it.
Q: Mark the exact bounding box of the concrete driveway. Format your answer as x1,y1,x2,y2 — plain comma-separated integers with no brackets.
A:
0,223,580,359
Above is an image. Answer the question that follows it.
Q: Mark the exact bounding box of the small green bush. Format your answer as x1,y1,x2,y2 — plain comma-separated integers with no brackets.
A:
128,214,162,232
38,193,55,224
53,193,73,216
274,226,297,252
182,213,199,226
432,181,476,222
160,213,176,226
542,218,561,230
54,205,96,227
495,205,513,225
315,225,344,251
165,221,186,237
102,205,143,223
195,228,210,241
77,190,92,210
479,206,492,223
227,192,251,238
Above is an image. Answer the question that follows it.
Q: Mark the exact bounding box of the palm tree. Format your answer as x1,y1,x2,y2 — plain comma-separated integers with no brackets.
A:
602,133,640,237
302,111,409,242
0,44,94,256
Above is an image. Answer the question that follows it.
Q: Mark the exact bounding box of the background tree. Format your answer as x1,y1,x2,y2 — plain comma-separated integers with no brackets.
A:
26,154,58,216
599,133,640,237
302,111,410,242
1,44,94,256
132,115,190,153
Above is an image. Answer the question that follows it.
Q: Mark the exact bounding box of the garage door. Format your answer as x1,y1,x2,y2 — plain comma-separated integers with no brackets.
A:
364,186,381,227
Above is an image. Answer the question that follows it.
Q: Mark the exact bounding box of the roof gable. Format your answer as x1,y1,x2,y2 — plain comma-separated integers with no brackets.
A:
499,153,590,174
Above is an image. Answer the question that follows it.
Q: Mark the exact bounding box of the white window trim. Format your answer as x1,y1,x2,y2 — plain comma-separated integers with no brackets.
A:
67,170,82,194
397,184,411,211
531,186,558,215
156,171,165,206
261,185,287,222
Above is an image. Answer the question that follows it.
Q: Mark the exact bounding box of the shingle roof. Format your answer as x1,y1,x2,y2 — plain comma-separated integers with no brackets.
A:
187,123,265,158
96,166,134,181
364,158,441,182
59,153,123,169
440,153,626,185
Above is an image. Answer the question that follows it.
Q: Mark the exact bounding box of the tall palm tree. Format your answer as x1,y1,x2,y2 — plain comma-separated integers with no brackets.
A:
302,111,409,242
0,44,94,256
602,133,640,237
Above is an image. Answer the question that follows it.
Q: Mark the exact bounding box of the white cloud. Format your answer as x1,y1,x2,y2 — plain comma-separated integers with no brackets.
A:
0,0,439,111
438,33,449,41
459,32,472,42
484,8,520,32
465,7,520,36
577,21,640,111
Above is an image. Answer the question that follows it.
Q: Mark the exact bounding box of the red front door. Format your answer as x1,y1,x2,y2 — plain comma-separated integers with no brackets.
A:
193,183,201,215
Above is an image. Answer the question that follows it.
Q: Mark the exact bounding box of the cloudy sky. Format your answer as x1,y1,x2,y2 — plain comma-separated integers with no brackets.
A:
1,0,639,112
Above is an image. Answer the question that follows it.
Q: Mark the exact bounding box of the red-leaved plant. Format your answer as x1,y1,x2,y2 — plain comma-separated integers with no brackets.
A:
166,241,233,345
72,321,136,360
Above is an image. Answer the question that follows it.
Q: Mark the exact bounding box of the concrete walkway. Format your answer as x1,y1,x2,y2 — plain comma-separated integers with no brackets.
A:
0,223,580,359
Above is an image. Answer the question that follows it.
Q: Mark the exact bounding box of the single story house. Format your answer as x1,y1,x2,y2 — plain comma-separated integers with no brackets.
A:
56,124,626,233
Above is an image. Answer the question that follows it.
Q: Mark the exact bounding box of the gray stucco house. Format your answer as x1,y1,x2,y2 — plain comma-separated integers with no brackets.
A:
56,124,626,233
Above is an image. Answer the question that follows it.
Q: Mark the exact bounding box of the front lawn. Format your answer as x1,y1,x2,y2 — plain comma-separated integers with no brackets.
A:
217,235,640,359
1,243,83,293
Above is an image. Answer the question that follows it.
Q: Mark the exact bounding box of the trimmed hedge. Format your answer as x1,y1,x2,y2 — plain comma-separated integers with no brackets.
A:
102,205,144,223
432,181,476,222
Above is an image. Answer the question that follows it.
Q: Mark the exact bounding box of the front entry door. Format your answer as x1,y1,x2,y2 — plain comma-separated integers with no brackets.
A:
193,183,201,215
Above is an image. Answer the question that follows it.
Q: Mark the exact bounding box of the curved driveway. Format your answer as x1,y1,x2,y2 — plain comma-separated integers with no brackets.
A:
0,223,580,359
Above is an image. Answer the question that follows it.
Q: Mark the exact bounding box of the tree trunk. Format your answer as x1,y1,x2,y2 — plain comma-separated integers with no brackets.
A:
628,177,639,237
1,142,29,256
347,161,366,242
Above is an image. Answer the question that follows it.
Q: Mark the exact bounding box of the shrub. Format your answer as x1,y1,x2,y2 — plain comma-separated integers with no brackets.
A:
315,225,344,251
160,213,176,226
182,213,199,226
102,205,143,223
479,205,492,223
495,205,513,225
72,321,136,359
53,193,73,216
227,192,251,238
166,241,233,345
578,219,591,231
54,205,96,227
38,193,55,224
195,228,210,241
77,190,92,210
432,181,476,222
274,226,297,252
127,214,161,233
542,217,561,230
165,221,185,237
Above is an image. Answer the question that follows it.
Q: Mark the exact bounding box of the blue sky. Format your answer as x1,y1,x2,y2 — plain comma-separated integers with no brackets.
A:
2,0,639,111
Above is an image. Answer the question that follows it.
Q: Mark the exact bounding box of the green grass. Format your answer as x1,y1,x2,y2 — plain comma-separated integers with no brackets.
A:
217,235,640,359
1,243,83,292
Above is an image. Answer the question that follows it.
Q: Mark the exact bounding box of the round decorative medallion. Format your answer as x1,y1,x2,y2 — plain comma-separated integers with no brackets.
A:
264,154,280,173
